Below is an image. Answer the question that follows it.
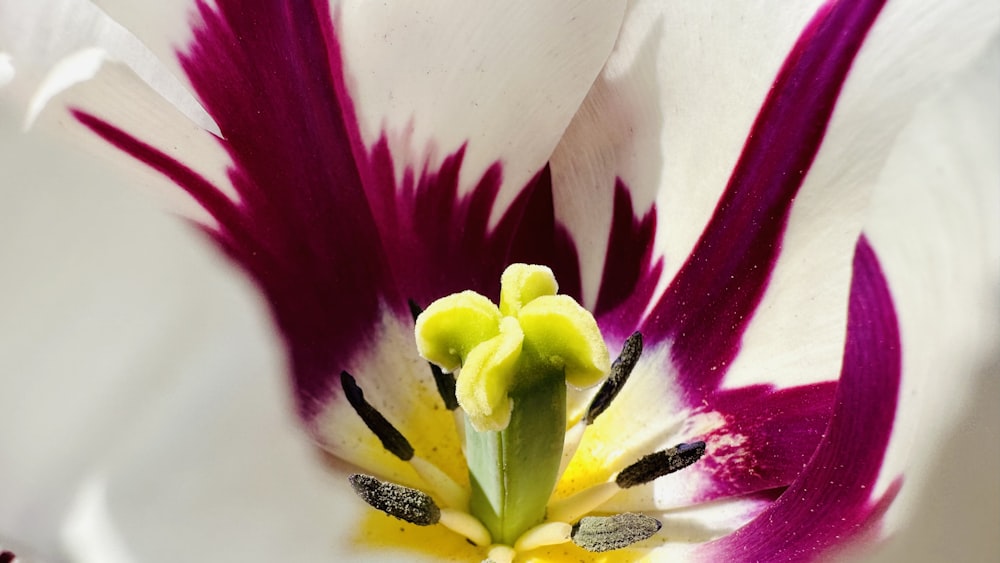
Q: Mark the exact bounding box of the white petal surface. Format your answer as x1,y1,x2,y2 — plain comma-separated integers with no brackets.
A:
27,60,236,224
551,0,821,305
0,0,214,131
338,0,624,221
0,0,231,222
22,0,625,227
550,0,1000,395
857,37,1000,561
0,106,404,563
0,51,16,87
728,0,1000,391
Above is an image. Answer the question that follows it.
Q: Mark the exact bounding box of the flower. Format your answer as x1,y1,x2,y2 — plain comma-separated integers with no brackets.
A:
1,1,998,562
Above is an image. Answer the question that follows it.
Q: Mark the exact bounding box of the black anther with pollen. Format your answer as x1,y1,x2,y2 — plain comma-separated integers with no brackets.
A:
616,441,707,488
409,300,459,410
585,331,643,424
340,371,415,460
571,512,662,552
349,474,441,526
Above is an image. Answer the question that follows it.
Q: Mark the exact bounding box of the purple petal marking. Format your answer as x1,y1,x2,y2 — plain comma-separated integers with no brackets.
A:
700,236,902,561
362,146,582,306
642,0,888,397
693,381,837,504
72,0,576,424
506,166,583,301
0,551,16,563
594,180,662,343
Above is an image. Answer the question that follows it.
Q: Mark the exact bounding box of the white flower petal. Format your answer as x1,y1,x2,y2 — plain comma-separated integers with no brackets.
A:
725,0,1000,391
0,51,14,87
0,0,215,132
859,37,1000,561
337,0,624,220
0,103,404,563
23,0,625,226
550,0,999,395
551,1,823,304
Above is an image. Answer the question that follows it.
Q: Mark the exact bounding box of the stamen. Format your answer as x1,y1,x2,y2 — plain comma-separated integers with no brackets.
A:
1,550,17,563
409,300,459,410
485,544,516,563
348,474,440,526
556,420,587,477
408,456,469,509
551,441,707,523
571,513,662,552
340,371,414,460
341,372,467,508
513,521,572,551
559,332,644,477
545,481,620,524
585,331,643,424
440,509,492,546
616,441,707,489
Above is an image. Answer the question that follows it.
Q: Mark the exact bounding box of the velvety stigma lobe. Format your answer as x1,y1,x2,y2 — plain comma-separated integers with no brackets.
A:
456,317,525,431
415,291,502,373
499,263,558,316
416,263,609,432
409,300,459,410
517,294,610,389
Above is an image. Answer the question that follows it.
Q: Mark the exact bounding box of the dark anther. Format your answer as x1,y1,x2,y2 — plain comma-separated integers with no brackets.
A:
408,300,459,410
0,551,16,563
340,371,415,460
348,473,441,526
616,441,707,489
571,512,662,552
585,331,643,424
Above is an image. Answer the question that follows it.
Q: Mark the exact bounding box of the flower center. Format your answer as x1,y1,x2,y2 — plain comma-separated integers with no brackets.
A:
343,264,707,559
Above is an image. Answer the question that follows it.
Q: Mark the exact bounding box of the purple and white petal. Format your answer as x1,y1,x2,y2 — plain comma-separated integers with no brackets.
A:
552,0,999,397
0,0,213,131
12,0,623,486
0,100,457,563
562,1,997,538
859,38,1000,560
719,0,999,393
698,237,901,562
563,0,888,513
549,1,826,308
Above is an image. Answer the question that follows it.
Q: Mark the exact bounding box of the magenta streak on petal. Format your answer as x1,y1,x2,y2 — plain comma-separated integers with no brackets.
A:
692,381,836,504
174,0,395,423
361,144,582,307
506,166,583,301
73,0,576,426
641,0,887,397
594,179,662,343
700,236,902,562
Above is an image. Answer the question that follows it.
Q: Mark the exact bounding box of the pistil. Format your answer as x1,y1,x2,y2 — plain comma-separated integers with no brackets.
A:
345,263,710,559
416,264,610,544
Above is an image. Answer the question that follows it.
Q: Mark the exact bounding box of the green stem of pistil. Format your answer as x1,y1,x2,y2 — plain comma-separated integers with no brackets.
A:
465,374,566,545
